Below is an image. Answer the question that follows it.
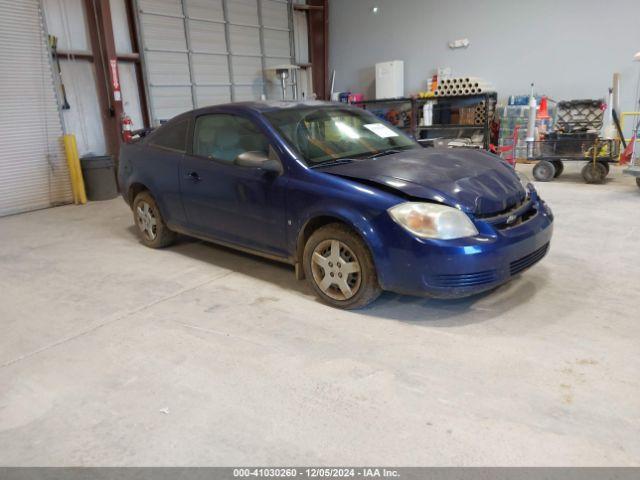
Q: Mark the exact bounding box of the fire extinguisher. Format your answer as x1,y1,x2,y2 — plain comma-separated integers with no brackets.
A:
121,114,133,143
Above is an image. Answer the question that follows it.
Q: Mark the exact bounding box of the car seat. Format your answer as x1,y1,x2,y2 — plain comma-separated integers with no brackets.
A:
239,130,269,154
212,126,243,162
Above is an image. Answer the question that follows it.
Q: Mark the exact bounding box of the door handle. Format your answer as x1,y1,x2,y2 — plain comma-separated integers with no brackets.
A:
185,171,201,182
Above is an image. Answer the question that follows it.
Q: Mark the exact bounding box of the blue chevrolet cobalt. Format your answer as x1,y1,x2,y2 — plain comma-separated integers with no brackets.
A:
119,101,553,309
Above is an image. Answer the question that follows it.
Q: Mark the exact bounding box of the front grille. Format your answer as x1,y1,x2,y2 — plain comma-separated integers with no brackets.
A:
494,205,537,230
475,195,526,219
430,269,498,288
475,193,537,231
510,243,549,276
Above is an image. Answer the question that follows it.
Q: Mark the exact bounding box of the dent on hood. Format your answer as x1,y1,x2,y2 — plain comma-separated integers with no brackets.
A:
320,148,526,215
326,172,463,209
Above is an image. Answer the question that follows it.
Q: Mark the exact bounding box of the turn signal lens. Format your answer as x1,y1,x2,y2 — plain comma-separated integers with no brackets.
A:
388,202,479,240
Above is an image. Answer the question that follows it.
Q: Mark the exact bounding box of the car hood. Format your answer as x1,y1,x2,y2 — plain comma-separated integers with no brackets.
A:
316,148,526,215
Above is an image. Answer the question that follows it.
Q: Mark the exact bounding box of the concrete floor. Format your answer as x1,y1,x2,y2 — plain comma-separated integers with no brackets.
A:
0,163,639,466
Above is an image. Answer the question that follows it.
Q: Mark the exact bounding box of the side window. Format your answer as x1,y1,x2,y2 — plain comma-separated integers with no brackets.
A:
149,119,189,152
193,114,270,163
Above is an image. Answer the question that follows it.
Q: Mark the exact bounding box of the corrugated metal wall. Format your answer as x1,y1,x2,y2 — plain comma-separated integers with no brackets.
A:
0,0,72,217
136,0,294,124
43,0,108,156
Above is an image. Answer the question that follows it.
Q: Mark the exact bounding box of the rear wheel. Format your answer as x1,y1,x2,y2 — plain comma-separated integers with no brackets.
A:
303,223,381,309
133,191,176,248
598,161,610,175
551,160,564,178
581,162,607,184
533,160,556,182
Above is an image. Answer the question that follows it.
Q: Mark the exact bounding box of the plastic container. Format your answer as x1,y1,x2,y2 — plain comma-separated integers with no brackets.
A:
80,155,118,201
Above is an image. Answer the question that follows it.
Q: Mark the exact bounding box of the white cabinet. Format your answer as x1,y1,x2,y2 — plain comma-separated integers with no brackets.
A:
375,60,404,99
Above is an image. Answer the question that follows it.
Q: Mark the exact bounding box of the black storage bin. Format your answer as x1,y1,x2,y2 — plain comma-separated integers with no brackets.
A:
541,131,598,156
80,155,118,201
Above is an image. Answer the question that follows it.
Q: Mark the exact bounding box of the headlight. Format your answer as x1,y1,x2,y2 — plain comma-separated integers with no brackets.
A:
388,202,479,240
516,171,532,192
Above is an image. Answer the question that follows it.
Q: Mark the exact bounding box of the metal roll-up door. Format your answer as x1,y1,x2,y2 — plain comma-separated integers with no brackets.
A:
137,0,193,122
136,0,294,125
261,0,293,100
227,0,262,101
0,0,72,217
188,0,232,107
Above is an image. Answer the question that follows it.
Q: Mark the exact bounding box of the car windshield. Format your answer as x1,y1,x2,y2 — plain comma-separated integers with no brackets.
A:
264,106,419,166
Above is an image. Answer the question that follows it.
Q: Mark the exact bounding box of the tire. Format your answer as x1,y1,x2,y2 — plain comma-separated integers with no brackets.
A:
551,160,564,178
303,223,381,309
598,161,610,175
132,191,176,248
581,162,607,184
636,177,640,189
533,160,556,182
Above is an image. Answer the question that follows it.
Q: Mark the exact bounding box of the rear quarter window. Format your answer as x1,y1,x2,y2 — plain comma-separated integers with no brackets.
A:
148,119,189,152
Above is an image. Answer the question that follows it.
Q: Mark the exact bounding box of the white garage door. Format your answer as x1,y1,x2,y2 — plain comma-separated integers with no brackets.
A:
136,0,293,124
0,0,72,216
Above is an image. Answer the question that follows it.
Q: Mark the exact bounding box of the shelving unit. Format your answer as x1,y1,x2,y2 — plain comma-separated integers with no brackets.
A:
351,92,497,150
349,98,417,138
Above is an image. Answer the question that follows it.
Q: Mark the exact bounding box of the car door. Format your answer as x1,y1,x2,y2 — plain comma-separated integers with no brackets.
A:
179,113,288,257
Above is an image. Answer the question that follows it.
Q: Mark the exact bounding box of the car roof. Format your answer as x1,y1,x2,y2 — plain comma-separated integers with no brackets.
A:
162,100,361,126
187,100,346,116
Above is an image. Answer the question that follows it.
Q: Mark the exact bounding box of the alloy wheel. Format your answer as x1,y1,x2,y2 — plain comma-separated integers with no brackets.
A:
311,239,362,301
136,201,157,241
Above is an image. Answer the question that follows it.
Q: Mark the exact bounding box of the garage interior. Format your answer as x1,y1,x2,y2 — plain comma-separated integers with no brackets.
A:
1,0,640,469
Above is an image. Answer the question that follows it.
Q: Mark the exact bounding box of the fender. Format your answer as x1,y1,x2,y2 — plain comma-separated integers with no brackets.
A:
120,142,187,225
286,168,408,287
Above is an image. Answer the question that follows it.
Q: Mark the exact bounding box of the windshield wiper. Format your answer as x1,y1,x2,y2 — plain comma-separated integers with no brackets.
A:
309,158,355,169
309,146,411,168
367,148,403,159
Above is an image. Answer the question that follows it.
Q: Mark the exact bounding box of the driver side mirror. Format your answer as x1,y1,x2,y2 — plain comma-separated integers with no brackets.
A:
234,151,282,174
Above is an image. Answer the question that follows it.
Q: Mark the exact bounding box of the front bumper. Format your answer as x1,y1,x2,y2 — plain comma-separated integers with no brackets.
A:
376,197,554,298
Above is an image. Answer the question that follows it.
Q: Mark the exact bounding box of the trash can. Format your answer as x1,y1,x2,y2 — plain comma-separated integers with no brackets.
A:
80,155,118,201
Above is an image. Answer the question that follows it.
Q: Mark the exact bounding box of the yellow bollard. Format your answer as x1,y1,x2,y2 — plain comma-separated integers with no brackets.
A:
63,135,79,204
63,134,87,205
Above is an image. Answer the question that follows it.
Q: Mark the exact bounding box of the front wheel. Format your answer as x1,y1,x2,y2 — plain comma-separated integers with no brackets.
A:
132,191,176,248
303,223,381,309
533,160,556,182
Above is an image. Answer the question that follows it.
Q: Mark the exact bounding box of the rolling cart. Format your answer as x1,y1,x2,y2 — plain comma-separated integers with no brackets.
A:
526,99,620,184
527,137,620,183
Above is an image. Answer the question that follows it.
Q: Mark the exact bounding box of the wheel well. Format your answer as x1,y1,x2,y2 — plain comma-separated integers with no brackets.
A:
128,183,148,205
296,216,350,264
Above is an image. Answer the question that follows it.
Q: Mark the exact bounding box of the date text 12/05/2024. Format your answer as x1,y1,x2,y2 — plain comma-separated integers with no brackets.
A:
232,468,400,478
